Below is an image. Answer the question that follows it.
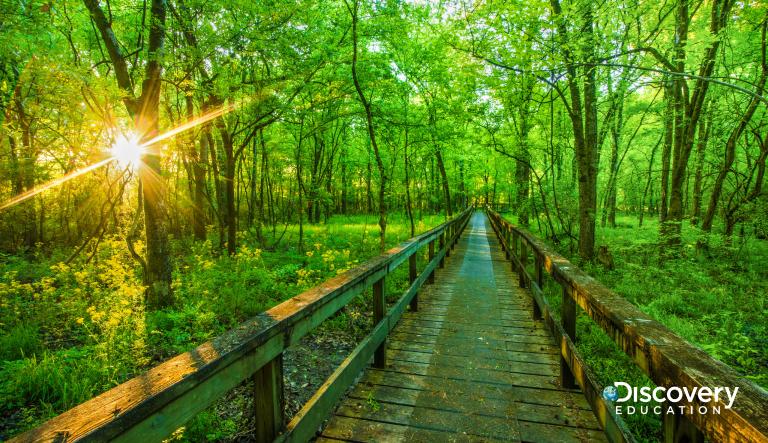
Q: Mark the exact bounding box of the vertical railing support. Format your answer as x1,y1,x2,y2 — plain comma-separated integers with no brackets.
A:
505,230,511,259
511,232,519,272
561,285,576,389
409,253,418,311
533,256,543,320
373,277,386,368
438,233,445,267
444,229,451,258
253,354,284,442
519,240,528,288
663,409,705,443
428,239,436,283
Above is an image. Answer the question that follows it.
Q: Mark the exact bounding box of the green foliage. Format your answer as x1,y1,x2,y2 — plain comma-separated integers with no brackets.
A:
0,348,112,422
0,323,42,362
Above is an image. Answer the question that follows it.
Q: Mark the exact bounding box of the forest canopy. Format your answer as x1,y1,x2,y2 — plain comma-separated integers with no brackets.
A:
1,0,767,440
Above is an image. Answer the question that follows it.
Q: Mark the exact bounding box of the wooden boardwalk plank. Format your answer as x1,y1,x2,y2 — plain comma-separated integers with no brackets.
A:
321,213,606,442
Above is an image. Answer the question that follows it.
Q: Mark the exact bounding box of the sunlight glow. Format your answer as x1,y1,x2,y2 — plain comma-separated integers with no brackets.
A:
0,101,241,212
110,133,144,171
0,158,113,210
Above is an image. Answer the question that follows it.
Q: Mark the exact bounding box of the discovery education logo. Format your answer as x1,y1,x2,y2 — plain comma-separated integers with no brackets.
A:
602,382,739,415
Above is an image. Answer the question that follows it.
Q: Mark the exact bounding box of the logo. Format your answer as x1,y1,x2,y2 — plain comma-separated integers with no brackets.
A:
605,382,739,416
602,386,619,401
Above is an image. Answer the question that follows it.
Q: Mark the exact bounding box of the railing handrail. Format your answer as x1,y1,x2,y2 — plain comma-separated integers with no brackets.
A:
485,208,768,443
12,207,474,443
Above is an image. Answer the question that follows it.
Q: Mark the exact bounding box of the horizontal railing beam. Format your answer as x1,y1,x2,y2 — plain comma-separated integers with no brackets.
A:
485,208,768,443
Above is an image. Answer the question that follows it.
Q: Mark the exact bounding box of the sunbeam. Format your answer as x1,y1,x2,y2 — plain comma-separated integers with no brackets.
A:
139,102,237,149
0,101,240,212
0,158,113,210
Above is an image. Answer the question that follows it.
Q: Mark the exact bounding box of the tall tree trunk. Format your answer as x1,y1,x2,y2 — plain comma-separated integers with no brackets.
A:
664,0,734,248
550,0,599,260
403,102,415,237
435,149,452,217
341,147,348,215
516,110,530,226
84,0,172,308
690,108,711,226
659,83,674,224
702,22,767,231
186,97,207,241
350,0,387,251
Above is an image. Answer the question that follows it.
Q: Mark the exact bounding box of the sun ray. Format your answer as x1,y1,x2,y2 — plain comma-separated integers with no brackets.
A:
0,101,242,212
139,102,237,149
0,158,114,211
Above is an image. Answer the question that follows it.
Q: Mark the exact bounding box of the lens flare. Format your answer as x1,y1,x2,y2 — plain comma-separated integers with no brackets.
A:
0,158,113,211
0,99,242,212
110,133,144,171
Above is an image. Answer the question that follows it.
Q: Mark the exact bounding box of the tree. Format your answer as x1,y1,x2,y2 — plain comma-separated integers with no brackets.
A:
83,0,173,308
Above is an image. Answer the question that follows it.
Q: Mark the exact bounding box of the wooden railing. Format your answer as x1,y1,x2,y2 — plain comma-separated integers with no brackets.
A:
12,207,474,443
486,208,768,443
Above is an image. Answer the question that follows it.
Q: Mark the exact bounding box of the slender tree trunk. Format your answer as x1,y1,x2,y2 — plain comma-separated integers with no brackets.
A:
435,149,452,217
659,83,673,224
350,0,387,251
516,112,530,226
702,23,767,231
403,102,415,236
664,0,733,249
550,0,599,260
690,109,711,225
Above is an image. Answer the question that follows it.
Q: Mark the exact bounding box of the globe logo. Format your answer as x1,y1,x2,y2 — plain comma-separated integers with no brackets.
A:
603,385,619,401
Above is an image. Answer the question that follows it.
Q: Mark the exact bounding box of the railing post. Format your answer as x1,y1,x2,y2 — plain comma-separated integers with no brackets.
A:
663,409,705,443
533,256,543,320
444,228,451,258
253,354,284,442
519,240,528,288
511,232,518,272
428,239,436,282
373,276,386,368
409,253,418,311
561,285,576,389
505,229,511,259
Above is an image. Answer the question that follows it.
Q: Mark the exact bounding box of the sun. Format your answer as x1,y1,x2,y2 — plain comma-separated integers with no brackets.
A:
110,133,144,170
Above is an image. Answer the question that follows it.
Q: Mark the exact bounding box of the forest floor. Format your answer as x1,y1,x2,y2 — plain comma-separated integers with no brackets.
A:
503,212,768,441
0,212,444,441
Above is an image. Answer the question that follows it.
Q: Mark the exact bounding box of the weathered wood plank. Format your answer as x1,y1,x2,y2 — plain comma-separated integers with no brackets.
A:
387,339,560,365
391,327,554,346
348,383,599,430
253,355,284,442
383,360,559,390
322,415,507,443
387,348,558,376
396,317,551,337
334,398,521,441
361,369,592,410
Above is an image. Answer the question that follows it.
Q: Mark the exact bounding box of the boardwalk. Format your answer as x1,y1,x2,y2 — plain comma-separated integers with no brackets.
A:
320,213,607,442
